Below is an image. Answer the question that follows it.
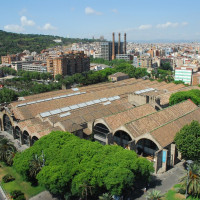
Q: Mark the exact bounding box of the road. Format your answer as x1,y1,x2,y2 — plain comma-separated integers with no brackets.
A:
133,161,186,200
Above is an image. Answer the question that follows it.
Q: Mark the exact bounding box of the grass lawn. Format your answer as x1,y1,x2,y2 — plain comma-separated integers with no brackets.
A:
0,162,45,199
164,184,199,200
164,189,184,200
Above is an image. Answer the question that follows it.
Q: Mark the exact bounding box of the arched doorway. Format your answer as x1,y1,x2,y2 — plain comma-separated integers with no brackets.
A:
22,131,30,146
136,138,159,157
3,114,13,135
32,136,39,145
93,123,110,145
14,126,21,141
114,130,132,148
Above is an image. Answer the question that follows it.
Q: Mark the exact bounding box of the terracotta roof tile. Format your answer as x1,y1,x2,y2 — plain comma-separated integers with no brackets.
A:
125,100,197,138
104,104,156,130
151,108,200,148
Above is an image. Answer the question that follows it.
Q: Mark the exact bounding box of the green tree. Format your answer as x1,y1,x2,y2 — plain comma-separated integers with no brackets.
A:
55,74,63,81
169,89,200,106
146,189,163,200
29,154,43,178
160,62,173,71
180,162,200,198
174,121,200,162
0,88,18,103
0,137,17,165
13,131,154,198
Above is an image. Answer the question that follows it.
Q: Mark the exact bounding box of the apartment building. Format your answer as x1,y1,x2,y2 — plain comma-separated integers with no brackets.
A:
137,56,152,70
47,51,90,77
22,63,47,73
116,54,133,61
175,67,193,85
1,54,19,64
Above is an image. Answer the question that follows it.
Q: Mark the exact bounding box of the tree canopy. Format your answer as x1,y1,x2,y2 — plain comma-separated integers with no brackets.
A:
174,121,200,162
13,131,154,198
160,62,173,71
0,59,149,103
169,89,200,106
0,87,18,103
0,30,100,60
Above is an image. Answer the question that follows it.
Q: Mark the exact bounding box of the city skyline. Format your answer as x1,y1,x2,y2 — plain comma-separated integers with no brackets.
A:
1,0,200,41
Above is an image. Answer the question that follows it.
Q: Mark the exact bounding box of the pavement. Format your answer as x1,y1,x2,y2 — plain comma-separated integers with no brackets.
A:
29,191,58,200
0,131,28,152
0,185,8,200
132,161,186,200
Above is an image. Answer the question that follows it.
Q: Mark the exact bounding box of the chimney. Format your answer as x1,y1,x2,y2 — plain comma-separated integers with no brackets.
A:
112,32,115,60
124,33,127,54
118,33,121,55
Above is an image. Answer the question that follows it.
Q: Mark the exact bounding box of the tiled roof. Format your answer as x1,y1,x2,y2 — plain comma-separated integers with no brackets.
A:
151,108,200,148
9,78,196,140
124,100,197,138
104,104,156,130
11,79,160,120
158,85,200,105
109,72,128,77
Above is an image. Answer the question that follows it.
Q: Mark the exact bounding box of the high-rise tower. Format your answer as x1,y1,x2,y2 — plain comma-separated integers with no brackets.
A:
124,33,127,54
112,32,115,60
118,33,121,55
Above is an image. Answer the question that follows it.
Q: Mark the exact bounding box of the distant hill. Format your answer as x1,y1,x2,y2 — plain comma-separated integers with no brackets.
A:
0,30,100,58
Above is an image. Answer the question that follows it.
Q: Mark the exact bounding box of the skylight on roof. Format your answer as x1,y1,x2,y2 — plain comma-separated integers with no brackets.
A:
60,95,68,98
40,112,51,118
100,98,108,102
135,88,155,95
72,88,79,91
53,96,61,100
86,101,94,106
60,107,71,112
60,112,71,118
108,97,115,101
17,103,27,107
93,99,101,104
78,103,87,108
45,98,53,101
37,99,45,103
50,109,62,115
69,105,79,110
113,96,120,100
103,101,111,105
74,92,81,95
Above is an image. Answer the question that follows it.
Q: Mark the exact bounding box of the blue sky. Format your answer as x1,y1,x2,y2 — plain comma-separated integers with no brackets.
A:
1,0,200,41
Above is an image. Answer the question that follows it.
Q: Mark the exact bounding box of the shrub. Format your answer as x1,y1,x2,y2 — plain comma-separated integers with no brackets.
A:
2,174,15,183
15,195,26,200
10,190,24,199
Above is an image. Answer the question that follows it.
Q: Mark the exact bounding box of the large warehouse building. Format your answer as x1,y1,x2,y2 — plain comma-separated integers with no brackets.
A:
0,78,200,173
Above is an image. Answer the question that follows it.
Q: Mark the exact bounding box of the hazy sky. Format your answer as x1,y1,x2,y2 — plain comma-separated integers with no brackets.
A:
1,0,200,41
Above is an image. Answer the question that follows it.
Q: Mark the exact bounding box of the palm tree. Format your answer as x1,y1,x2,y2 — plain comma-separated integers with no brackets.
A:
79,182,94,200
0,137,17,165
29,154,43,178
6,150,17,165
181,162,200,198
145,189,163,200
99,193,113,200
